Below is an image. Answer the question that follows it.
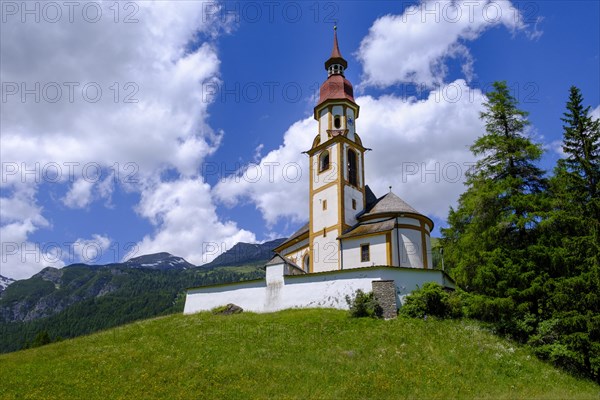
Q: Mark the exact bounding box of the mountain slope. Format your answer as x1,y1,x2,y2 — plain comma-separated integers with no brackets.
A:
0,275,15,293
202,238,286,268
0,241,287,353
0,252,194,323
125,252,195,270
0,309,597,399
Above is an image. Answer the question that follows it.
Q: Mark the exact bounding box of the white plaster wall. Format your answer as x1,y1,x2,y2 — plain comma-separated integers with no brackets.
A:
397,217,420,227
319,108,328,140
344,185,364,226
283,244,309,269
266,264,285,285
184,280,267,314
312,230,339,272
280,237,308,259
312,185,338,229
398,228,423,268
342,234,388,268
184,267,455,315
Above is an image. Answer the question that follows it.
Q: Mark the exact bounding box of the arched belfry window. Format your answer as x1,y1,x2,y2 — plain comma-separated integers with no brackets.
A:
347,149,358,187
334,115,341,129
319,150,330,172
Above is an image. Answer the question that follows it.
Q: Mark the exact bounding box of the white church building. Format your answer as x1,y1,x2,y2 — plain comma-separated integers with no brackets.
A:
184,29,455,316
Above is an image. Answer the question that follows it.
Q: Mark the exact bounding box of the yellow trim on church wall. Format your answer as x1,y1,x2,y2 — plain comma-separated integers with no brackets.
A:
336,141,343,270
311,221,341,236
309,129,315,273
314,99,360,120
312,180,337,195
395,223,424,231
274,233,309,254
420,220,428,270
360,212,434,231
342,229,393,240
386,232,392,265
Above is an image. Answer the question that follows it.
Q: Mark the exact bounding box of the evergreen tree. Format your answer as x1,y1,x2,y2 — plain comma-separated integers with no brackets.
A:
533,87,600,379
27,331,52,349
546,86,600,277
559,86,600,203
442,81,546,297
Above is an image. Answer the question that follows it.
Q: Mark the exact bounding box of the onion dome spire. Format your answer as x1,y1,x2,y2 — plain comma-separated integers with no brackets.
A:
325,25,348,76
314,24,356,114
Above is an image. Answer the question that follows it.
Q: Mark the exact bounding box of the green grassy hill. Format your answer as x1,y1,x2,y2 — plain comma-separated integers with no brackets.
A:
0,263,265,353
0,309,598,399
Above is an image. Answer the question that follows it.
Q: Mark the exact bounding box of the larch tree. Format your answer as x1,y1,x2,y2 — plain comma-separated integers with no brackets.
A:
442,81,546,298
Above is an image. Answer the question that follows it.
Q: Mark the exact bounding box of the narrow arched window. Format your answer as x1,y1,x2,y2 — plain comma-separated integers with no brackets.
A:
319,150,330,172
347,149,358,186
334,115,341,129
303,254,310,272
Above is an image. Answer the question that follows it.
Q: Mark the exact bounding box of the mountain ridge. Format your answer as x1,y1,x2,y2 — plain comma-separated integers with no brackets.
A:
0,275,15,293
0,238,286,353
201,238,286,268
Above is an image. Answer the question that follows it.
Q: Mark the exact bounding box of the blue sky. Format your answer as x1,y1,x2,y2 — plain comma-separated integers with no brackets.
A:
1,1,599,279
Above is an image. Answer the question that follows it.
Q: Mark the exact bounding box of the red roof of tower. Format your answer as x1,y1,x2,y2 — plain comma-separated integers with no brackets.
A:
316,27,355,109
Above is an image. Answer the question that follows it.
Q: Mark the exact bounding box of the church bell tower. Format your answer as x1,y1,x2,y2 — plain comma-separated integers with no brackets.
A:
307,27,366,273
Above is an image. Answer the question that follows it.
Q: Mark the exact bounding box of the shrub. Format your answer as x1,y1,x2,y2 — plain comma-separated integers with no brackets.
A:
400,282,463,319
345,290,382,318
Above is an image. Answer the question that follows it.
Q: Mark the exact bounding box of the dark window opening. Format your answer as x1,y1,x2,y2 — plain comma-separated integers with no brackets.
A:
334,115,341,129
347,149,358,186
319,151,330,172
361,244,370,262
352,199,357,210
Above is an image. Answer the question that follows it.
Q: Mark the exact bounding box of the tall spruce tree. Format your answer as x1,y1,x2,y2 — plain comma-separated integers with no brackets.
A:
559,86,600,203
441,83,600,379
548,86,600,276
532,87,600,379
442,81,546,297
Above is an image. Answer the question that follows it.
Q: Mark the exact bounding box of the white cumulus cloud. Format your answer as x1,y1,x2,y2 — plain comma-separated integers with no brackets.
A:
357,0,529,88
215,80,486,229
0,3,252,278
214,118,314,227
72,234,112,265
132,179,256,265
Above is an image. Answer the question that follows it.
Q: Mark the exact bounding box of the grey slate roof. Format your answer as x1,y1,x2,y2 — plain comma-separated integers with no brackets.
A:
365,185,378,209
274,222,309,250
343,190,433,239
265,253,305,275
361,191,422,218
338,218,395,239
